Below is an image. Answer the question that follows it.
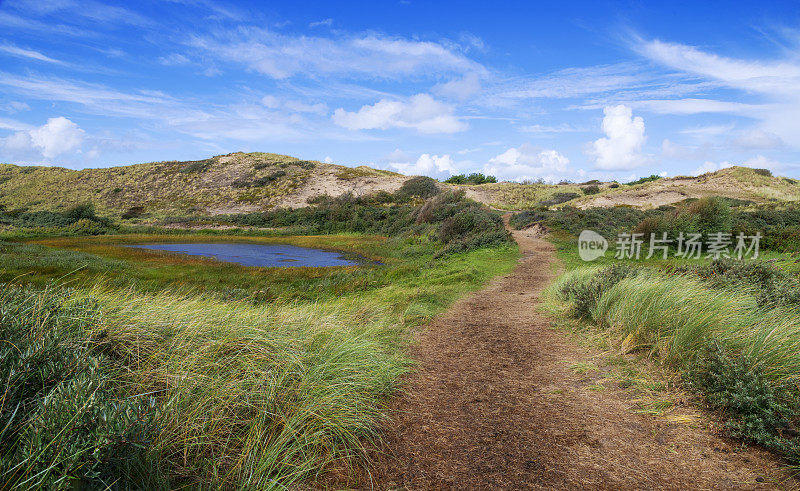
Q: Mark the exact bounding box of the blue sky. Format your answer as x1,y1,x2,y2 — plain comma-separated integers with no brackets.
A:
1,0,799,182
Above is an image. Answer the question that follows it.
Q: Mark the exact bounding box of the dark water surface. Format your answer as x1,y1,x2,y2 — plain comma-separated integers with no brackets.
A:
126,243,362,267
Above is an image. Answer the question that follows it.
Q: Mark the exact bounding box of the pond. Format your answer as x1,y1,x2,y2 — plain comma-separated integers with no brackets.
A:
126,243,364,267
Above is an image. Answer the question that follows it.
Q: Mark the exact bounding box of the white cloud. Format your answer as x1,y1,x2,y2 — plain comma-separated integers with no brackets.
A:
0,44,64,64
323,156,332,163
158,53,191,66
519,123,584,134
30,117,85,158
743,154,782,171
483,144,570,182
692,161,733,176
261,96,328,115
636,39,800,95
332,94,467,134
432,72,482,100
588,104,646,170
632,98,756,115
634,38,800,149
1,116,85,161
733,129,784,150
0,101,31,113
484,63,652,105
389,153,458,177
309,18,333,28
191,29,484,80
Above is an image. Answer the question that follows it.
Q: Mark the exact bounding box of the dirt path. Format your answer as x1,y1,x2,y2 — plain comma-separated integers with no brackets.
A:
358,224,793,489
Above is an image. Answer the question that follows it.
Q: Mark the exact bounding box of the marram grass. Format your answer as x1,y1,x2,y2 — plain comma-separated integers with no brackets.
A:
88,286,410,488
556,269,800,391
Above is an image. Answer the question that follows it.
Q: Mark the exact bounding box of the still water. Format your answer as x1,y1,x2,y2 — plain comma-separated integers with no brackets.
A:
127,243,362,267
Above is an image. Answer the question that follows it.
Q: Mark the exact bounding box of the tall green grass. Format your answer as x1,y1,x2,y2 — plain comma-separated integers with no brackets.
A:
552,265,800,462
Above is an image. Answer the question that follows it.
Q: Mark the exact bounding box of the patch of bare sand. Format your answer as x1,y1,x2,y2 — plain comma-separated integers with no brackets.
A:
277,171,407,208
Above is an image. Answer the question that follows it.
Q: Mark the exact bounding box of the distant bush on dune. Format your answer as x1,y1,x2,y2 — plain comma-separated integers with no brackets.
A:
398,176,441,198
444,173,497,185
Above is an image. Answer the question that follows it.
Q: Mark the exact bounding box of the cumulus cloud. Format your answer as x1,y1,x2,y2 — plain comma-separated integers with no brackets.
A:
483,144,570,182
388,153,458,178
588,105,646,170
332,94,467,134
1,116,85,161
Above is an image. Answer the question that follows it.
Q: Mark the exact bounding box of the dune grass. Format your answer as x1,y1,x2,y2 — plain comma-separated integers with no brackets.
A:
550,264,800,463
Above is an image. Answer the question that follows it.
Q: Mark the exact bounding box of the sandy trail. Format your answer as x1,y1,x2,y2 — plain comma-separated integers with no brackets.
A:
357,223,792,489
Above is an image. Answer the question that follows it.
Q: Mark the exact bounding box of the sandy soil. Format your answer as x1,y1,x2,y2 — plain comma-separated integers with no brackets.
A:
352,222,795,489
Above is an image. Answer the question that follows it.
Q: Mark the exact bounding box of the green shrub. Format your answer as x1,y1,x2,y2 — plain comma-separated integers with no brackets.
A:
179,160,212,173
609,182,620,188
559,264,638,318
0,285,162,489
398,176,440,198
444,173,497,185
690,342,800,462
688,196,732,235
671,259,800,308
232,170,287,188
754,168,773,177
582,185,600,195
626,174,662,185
122,205,145,219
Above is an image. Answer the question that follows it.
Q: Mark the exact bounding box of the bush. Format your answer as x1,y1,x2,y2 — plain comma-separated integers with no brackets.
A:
180,159,212,173
754,168,773,177
672,259,800,308
690,342,800,462
538,192,580,207
582,185,600,195
444,173,497,185
0,285,162,488
687,196,732,235
398,176,440,198
0,203,114,234
626,174,662,185
512,206,656,237
559,264,638,318
232,171,286,188
609,182,620,188
122,206,145,219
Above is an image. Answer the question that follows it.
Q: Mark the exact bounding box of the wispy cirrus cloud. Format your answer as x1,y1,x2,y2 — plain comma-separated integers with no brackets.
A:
630,36,800,149
0,44,64,64
189,28,486,80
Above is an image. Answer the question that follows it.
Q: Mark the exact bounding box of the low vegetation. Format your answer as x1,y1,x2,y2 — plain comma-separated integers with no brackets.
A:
444,173,497,185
